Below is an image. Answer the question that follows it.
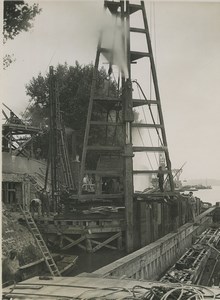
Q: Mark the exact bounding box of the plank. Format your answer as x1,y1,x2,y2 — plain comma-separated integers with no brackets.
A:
92,232,121,252
90,239,117,250
61,235,86,250
133,146,167,152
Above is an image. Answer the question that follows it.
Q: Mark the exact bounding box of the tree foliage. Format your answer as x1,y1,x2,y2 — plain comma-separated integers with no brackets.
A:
3,1,41,42
3,1,41,68
24,62,118,156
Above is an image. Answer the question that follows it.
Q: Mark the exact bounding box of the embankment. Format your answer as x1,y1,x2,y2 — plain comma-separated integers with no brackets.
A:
2,205,42,284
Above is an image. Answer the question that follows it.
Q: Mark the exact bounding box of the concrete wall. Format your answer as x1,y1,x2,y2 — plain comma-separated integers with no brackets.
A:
2,153,49,207
2,152,47,176
93,208,214,280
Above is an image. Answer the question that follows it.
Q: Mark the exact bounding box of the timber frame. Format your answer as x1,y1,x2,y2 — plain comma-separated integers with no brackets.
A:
77,0,174,253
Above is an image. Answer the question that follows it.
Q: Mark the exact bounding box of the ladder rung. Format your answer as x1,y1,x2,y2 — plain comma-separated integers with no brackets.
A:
38,241,46,245
44,254,51,257
90,121,123,126
87,145,122,152
86,170,122,176
133,146,167,152
93,96,121,102
129,4,142,14
132,123,163,129
130,51,150,62
133,169,170,174
130,27,146,33
49,265,57,269
105,1,121,15
93,97,158,108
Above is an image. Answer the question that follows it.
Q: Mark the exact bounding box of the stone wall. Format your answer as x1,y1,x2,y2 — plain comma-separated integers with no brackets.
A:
2,205,42,283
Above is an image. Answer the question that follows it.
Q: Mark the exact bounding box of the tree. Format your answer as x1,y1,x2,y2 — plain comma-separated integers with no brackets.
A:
24,61,118,158
3,1,41,68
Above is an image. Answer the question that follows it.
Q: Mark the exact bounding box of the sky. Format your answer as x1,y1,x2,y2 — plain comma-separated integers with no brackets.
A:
2,0,220,180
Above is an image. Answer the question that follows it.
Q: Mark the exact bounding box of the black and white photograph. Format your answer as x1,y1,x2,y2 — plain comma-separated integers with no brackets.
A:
2,0,220,298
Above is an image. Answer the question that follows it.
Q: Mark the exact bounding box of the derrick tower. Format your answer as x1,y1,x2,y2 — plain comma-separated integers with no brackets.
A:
78,0,174,252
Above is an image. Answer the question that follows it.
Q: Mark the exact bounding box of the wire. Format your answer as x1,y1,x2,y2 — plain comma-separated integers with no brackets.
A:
136,83,159,167
132,80,164,147
137,127,153,170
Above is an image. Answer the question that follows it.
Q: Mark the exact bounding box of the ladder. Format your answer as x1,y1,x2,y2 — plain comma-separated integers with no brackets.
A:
59,119,74,189
20,205,61,276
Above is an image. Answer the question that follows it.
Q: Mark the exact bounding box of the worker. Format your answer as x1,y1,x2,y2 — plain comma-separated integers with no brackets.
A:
82,174,89,192
3,250,21,283
169,197,179,232
30,198,42,218
188,192,196,222
111,178,120,194
157,166,164,192
35,147,42,160
41,190,50,217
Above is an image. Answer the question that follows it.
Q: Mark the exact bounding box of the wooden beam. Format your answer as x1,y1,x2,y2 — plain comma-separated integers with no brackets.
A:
91,232,121,252
2,124,41,133
61,235,86,250
134,191,178,198
130,27,146,33
129,3,142,14
141,1,175,192
90,239,117,250
133,169,170,174
87,145,122,151
93,96,121,102
130,51,150,61
132,123,163,128
90,121,123,126
85,170,122,176
133,99,159,107
133,146,167,152
77,193,124,200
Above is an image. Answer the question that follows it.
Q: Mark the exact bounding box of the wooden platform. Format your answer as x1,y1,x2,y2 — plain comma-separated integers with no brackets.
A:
36,214,125,252
3,274,219,299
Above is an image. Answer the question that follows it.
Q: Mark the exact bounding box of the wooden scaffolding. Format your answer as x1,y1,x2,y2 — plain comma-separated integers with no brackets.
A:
78,1,174,253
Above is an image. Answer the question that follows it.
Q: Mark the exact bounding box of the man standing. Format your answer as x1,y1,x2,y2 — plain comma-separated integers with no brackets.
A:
41,190,50,217
189,191,196,222
157,166,164,192
30,198,42,218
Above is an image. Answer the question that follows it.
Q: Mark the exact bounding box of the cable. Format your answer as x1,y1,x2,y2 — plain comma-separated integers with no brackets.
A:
136,83,159,167
132,80,164,147
137,127,153,170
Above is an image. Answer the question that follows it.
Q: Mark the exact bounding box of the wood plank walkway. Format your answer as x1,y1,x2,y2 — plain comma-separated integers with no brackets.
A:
3,274,219,299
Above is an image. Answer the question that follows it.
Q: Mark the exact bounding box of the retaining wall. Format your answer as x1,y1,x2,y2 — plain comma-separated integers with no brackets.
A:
93,207,214,280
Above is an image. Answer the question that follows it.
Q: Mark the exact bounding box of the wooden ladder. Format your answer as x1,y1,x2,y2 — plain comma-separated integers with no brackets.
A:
59,120,74,189
20,205,61,276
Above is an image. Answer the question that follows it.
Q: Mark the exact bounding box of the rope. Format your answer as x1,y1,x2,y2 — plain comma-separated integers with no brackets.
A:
137,127,153,170
136,84,159,167
132,80,163,147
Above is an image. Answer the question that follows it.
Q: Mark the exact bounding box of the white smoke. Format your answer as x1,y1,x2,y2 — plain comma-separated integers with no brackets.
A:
100,10,129,79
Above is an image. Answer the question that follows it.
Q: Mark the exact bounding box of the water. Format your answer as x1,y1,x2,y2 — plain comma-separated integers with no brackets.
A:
68,248,125,276
192,185,220,205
